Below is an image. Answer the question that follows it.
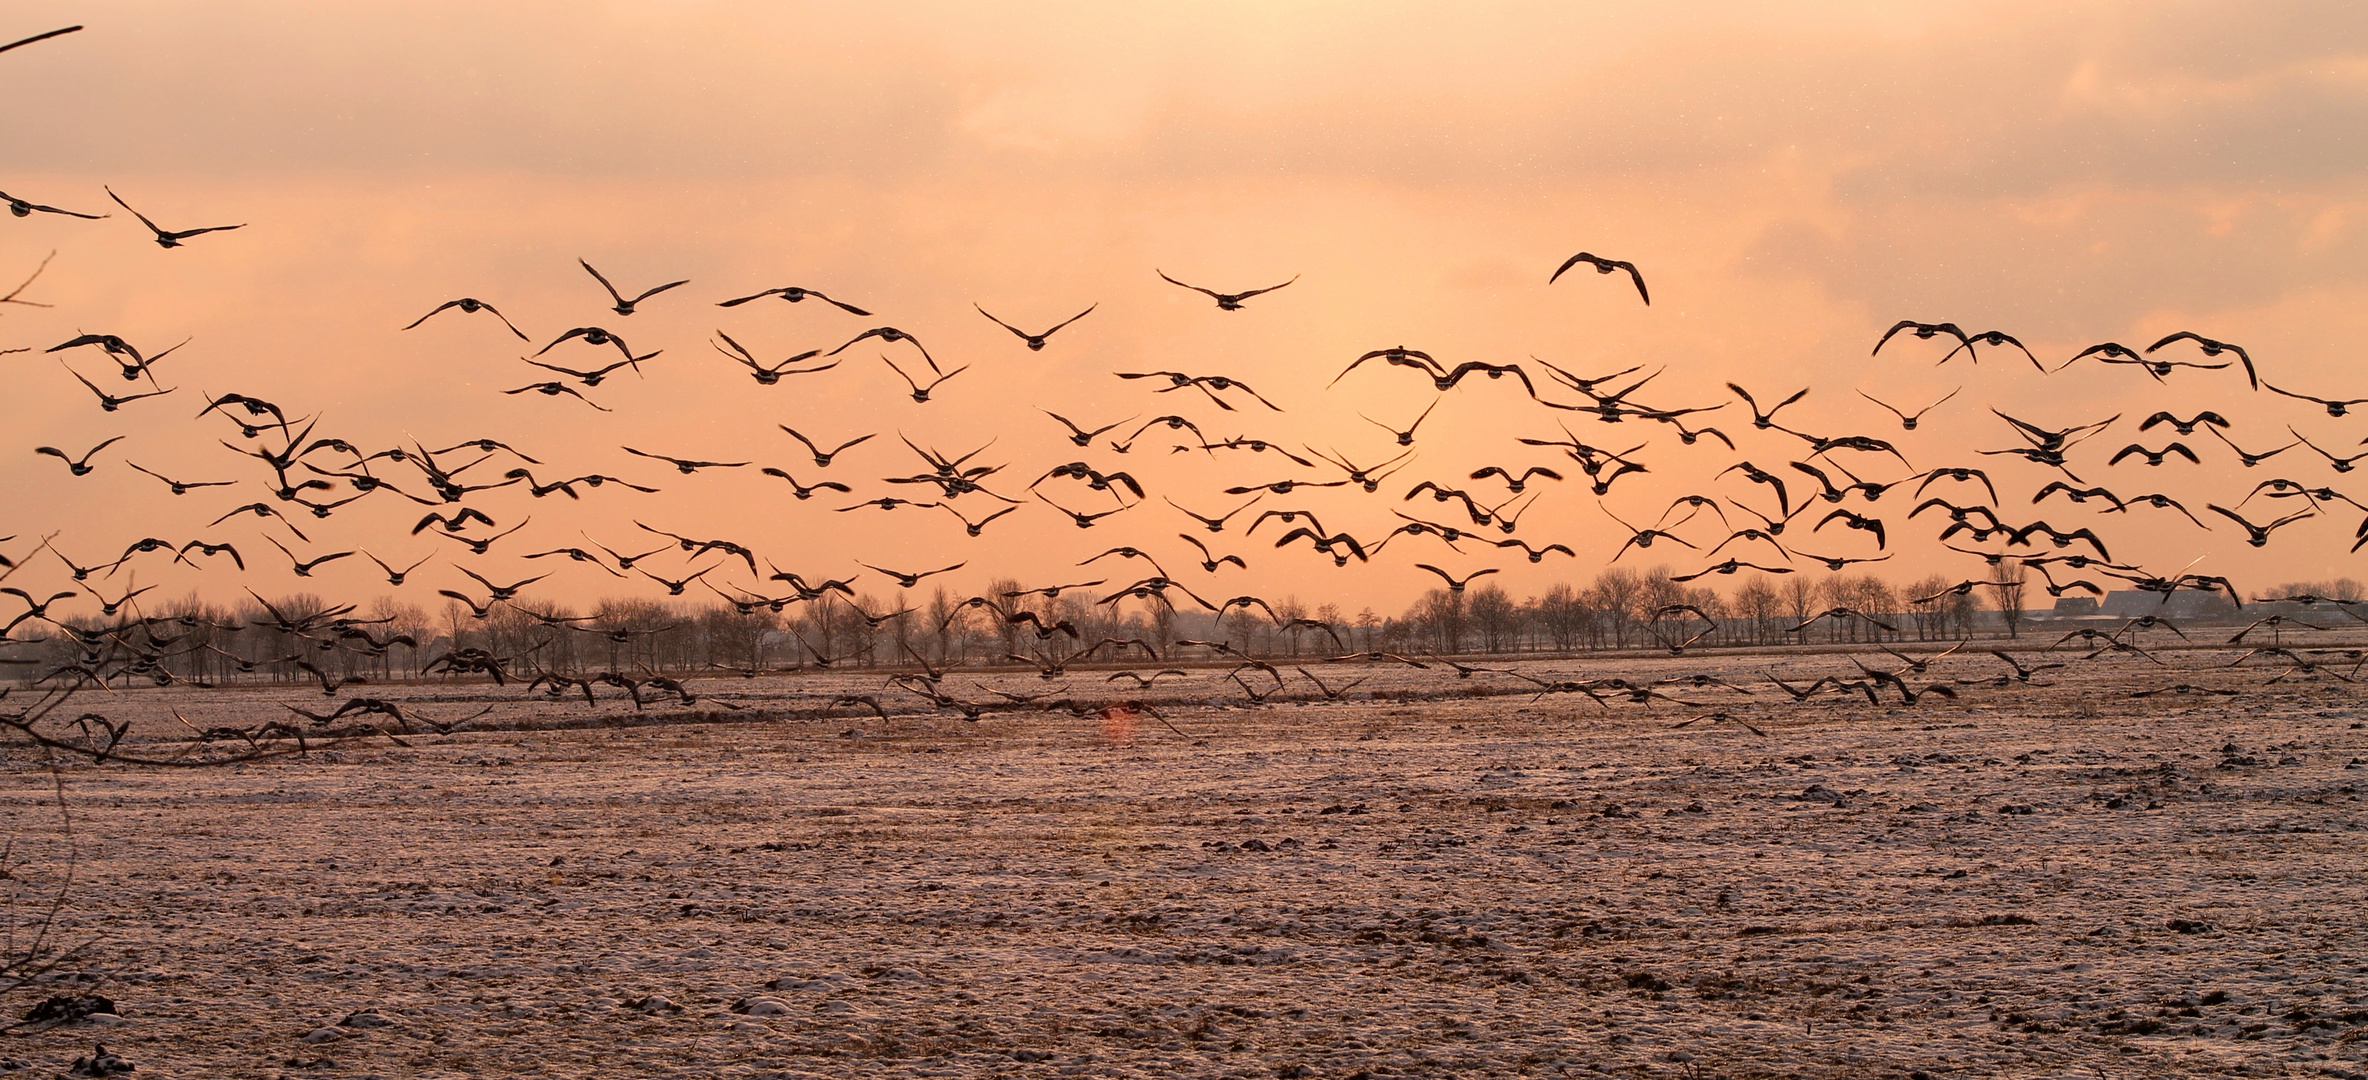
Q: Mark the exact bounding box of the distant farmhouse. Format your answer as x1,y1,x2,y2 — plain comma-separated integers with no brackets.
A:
2044,590,2281,623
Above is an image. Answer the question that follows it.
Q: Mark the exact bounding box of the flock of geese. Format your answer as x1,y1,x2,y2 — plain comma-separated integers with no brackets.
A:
4,20,2364,760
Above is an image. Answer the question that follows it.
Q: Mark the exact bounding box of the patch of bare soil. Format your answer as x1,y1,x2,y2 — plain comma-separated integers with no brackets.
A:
2,648,2364,1078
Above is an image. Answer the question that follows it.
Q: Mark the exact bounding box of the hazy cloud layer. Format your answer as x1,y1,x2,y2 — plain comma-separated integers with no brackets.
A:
4,1,2366,609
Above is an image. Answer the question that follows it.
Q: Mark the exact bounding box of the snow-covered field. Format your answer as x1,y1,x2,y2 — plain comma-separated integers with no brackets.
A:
3,645,2365,1079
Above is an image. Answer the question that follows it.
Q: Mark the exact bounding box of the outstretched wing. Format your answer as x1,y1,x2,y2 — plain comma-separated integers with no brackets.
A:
103,186,167,236
1548,251,1599,283
974,303,1029,339
165,223,244,240
1616,261,1649,304
1155,270,1223,300
629,278,690,304
1230,275,1299,301
579,259,625,303
810,289,872,316
1041,302,1098,335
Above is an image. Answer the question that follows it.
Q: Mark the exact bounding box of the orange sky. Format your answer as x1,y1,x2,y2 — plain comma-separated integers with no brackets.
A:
6,1,2368,617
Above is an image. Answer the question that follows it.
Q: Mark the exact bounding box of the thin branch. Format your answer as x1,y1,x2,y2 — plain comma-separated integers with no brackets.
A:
0,532,54,587
0,718,329,768
0,250,56,310
0,26,82,56
0,756,94,1006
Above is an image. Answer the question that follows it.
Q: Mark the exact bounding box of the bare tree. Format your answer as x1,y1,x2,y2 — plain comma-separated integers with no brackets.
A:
1275,596,1310,657
1536,582,1585,650
1418,588,1467,653
1854,576,1900,642
984,577,1026,658
1685,585,1730,638
1146,600,1178,655
1467,583,1518,653
1781,574,1821,643
926,585,967,665
1906,574,1953,641
1733,576,1781,646
1639,565,1689,625
1992,559,2029,638
1223,607,1268,653
1588,567,1643,647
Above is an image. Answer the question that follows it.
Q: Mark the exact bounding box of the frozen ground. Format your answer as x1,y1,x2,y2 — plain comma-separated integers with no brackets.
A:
2,644,2365,1079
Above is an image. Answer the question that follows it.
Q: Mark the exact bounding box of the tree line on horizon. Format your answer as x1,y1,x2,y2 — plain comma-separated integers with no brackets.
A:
17,566,2358,690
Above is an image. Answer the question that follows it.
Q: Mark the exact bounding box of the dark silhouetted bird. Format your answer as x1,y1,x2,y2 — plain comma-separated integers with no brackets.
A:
1156,270,1297,310
1414,563,1500,592
404,298,528,340
2139,411,2229,436
2108,442,2199,467
1859,387,1959,431
2206,504,2313,548
622,447,749,474
1042,410,1135,448
779,426,874,468
1728,383,1806,429
712,332,834,385
0,189,102,219
1548,252,1649,304
34,435,122,476
1179,533,1247,572
503,382,611,410
760,468,851,500
105,186,242,248
579,258,687,316
2265,382,2368,418
124,462,231,496
977,303,1095,350
2147,331,2257,390
716,285,870,314
1871,320,1968,356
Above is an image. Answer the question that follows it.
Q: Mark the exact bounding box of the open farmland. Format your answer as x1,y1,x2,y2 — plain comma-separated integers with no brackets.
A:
2,646,2365,1079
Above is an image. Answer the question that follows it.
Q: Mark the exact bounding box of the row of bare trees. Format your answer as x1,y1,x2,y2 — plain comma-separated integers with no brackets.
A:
1383,567,1998,655
8,583,1181,686
10,563,2080,685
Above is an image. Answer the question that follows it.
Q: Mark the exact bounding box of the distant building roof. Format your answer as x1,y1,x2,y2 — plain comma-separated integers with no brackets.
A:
2100,590,2237,619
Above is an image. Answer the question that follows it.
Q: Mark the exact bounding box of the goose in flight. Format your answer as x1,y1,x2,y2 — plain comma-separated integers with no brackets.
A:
1548,252,1649,305
1156,270,1298,310
1414,563,1500,593
0,189,103,220
579,258,687,316
1872,320,1969,357
1858,387,1959,431
779,426,875,467
1042,410,1135,448
716,285,871,315
712,331,834,385
404,297,528,340
34,435,123,476
2147,331,2258,390
105,186,242,248
976,303,1095,350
